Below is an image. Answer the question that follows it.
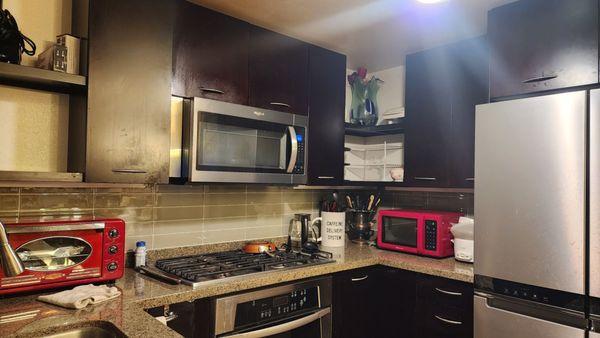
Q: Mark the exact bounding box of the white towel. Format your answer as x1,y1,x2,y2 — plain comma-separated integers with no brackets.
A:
38,284,121,309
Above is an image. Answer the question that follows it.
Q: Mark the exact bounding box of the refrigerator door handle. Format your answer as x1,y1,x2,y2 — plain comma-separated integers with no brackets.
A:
475,295,586,338
590,89,600,299
474,293,586,330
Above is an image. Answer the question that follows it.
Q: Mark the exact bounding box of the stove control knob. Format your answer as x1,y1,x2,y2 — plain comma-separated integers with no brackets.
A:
107,262,118,272
108,245,118,254
108,229,119,238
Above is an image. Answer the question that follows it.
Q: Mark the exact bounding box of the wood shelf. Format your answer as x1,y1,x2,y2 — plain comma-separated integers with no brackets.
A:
0,62,86,93
345,121,405,137
0,171,83,183
0,181,148,189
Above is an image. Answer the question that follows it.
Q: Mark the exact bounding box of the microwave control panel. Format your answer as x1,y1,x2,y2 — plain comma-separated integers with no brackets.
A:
234,286,319,328
424,220,437,250
293,131,305,174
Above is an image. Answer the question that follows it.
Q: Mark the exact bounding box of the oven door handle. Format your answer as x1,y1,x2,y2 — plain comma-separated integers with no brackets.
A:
220,307,330,338
286,126,298,173
5,223,105,234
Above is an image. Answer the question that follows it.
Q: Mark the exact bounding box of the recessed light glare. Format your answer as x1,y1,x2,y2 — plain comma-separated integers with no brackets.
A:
417,0,448,4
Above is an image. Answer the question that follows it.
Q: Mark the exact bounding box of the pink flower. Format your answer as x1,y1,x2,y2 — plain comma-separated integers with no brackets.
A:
357,67,367,79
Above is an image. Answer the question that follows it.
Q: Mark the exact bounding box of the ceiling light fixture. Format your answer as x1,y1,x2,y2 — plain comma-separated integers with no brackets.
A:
417,0,448,4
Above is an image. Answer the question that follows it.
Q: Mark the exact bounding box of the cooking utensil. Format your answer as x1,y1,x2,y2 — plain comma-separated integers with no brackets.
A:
367,194,375,211
242,241,276,254
346,195,353,209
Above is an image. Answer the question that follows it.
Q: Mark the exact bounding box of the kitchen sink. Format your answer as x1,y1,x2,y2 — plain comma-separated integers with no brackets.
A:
41,323,125,338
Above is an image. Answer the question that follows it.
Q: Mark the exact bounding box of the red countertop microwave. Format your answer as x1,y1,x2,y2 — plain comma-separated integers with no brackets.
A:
377,210,461,258
0,219,125,295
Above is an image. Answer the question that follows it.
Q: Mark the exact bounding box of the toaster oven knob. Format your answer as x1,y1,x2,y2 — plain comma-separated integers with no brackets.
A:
108,245,118,254
108,229,119,238
107,262,118,272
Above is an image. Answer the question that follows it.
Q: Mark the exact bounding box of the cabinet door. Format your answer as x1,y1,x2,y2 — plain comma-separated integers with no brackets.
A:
404,47,452,187
377,267,416,338
416,274,474,338
307,46,346,185
87,0,173,183
172,1,249,104
249,26,309,115
448,37,489,188
333,267,380,338
489,0,599,99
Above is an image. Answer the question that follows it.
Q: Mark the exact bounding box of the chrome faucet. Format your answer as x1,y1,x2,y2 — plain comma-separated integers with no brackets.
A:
0,221,24,276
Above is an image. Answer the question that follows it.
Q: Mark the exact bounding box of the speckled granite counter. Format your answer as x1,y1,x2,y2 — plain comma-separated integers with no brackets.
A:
0,243,473,338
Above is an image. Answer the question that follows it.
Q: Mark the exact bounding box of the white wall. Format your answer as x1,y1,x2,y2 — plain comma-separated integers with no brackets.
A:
345,65,405,123
0,0,72,172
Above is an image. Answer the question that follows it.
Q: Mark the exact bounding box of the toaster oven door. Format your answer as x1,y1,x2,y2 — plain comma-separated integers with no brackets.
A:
15,236,98,272
1,224,105,288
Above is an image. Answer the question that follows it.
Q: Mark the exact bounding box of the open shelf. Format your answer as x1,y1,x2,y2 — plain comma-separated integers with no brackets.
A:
345,121,405,137
0,62,86,93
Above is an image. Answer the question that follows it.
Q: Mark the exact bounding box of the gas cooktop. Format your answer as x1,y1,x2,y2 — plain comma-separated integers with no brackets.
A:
154,249,334,287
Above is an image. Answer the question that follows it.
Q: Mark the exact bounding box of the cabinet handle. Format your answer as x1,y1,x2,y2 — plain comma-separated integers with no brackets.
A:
434,315,462,325
351,275,369,282
164,310,178,323
435,287,463,296
465,178,474,182
414,177,437,181
318,176,335,179
522,75,558,83
270,102,292,109
200,87,225,94
112,169,147,174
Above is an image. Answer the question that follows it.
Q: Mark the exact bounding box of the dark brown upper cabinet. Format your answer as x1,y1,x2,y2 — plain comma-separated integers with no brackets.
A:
307,46,346,185
488,0,599,99
404,46,453,187
172,1,249,104
447,37,489,188
404,37,488,188
85,0,173,184
248,26,310,115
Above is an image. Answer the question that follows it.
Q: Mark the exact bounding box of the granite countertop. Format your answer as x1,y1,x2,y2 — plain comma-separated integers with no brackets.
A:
0,243,473,338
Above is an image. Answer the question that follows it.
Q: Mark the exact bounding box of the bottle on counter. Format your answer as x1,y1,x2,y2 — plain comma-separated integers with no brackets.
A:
135,241,147,268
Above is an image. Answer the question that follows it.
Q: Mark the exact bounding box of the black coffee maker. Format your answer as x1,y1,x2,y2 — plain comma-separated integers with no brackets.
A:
0,8,35,64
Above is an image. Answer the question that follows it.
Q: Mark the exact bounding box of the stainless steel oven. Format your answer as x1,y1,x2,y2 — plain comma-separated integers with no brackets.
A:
213,277,331,338
171,97,307,184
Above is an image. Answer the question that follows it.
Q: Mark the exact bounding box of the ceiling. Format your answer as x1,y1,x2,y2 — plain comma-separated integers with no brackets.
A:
192,0,516,71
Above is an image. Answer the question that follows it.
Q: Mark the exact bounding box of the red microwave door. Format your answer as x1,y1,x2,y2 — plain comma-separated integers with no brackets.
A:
0,230,104,289
378,214,420,253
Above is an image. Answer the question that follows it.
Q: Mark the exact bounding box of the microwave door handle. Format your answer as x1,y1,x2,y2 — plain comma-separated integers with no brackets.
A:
220,308,330,338
286,126,298,173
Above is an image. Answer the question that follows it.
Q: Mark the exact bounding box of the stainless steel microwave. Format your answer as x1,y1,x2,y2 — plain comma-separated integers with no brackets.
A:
170,97,307,184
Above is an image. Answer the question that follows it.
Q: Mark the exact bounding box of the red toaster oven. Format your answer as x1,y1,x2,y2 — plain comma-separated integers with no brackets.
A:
0,219,125,295
377,210,461,258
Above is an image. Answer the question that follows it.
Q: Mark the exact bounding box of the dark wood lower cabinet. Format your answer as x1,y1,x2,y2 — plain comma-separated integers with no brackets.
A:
377,267,417,338
416,274,474,338
333,267,473,338
333,266,380,338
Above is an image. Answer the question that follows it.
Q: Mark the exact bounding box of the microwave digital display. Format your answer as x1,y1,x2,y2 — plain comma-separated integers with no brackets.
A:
382,216,417,248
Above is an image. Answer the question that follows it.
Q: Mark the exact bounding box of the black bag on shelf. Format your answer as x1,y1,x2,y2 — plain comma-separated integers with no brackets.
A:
0,9,35,64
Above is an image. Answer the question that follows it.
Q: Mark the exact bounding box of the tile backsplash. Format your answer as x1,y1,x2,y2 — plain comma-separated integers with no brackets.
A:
0,185,319,252
0,185,473,252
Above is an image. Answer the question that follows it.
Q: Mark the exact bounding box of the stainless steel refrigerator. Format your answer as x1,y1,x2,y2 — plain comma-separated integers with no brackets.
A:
474,89,600,337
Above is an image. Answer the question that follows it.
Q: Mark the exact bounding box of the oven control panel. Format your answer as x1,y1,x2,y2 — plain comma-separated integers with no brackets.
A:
234,286,319,328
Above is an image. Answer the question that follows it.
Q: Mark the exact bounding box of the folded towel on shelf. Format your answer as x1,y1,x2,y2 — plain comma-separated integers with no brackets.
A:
38,284,121,309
